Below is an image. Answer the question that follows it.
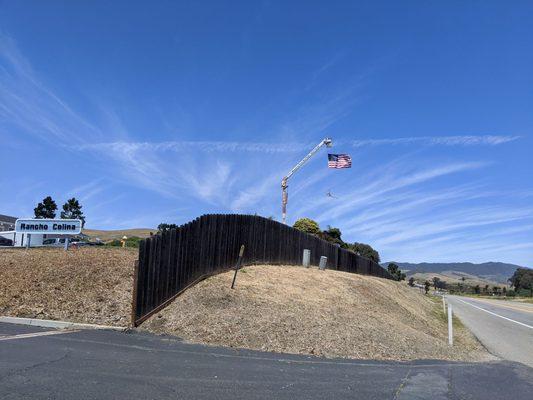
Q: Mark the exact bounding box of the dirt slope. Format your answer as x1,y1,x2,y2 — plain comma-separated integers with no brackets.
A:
142,265,490,361
0,247,136,326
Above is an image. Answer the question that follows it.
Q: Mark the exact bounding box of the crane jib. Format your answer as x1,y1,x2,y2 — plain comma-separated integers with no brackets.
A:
281,137,332,224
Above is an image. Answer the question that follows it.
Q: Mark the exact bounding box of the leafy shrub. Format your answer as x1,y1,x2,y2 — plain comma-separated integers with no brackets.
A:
106,236,141,248
349,243,381,263
293,218,320,235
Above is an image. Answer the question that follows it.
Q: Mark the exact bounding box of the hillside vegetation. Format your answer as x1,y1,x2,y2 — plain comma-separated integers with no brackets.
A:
142,265,489,361
384,261,523,284
83,228,154,241
410,271,508,288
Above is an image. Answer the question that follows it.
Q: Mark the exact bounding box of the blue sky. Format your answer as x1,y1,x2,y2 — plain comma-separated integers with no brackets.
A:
1,1,532,265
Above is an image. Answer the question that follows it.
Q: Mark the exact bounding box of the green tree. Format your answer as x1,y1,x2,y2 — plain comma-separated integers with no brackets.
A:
349,242,381,263
474,284,480,294
293,218,320,235
158,223,178,232
484,284,489,294
60,198,85,227
509,268,533,297
424,281,430,294
408,277,415,287
521,274,532,297
325,226,342,241
432,277,440,290
34,196,57,219
387,262,399,276
386,263,406,281
320,226,344,246
493,286,500,295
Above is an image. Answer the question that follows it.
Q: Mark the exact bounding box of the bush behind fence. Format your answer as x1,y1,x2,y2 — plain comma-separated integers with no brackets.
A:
133,214,393,326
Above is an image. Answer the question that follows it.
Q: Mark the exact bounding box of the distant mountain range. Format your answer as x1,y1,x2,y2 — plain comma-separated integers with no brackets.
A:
381,262,527,284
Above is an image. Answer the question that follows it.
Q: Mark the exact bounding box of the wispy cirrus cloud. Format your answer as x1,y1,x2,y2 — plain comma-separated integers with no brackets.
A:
372,206,533,247
72,133,520,156
73,140,309,154
75,139,292,210
0,34,102,145
66,179,105,202
349,135,520,148
298,160,489,222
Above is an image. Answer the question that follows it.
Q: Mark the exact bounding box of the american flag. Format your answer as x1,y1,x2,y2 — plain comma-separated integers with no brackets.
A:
328,153,352,169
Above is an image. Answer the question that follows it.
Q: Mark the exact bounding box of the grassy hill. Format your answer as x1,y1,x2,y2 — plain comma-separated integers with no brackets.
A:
408,271,508,288
142,264,488,361
382,261,525,284
1,249,489,361
83,228,155,241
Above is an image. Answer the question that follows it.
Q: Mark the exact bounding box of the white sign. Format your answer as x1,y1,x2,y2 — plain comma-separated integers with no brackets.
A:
15,219,82,235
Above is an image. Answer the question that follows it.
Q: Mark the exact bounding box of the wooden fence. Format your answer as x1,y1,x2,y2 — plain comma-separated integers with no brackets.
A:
132,214,392,326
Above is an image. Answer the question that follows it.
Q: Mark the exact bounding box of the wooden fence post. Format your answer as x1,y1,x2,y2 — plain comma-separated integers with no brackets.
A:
231,245,245,289
130,259,139,327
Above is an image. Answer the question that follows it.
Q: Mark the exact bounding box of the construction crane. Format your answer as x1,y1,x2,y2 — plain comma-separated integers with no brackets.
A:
281,137,332,224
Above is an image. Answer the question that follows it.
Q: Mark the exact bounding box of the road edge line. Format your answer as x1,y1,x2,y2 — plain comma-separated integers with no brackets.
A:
454,298,533,330
0,316,127,332
0,329,79,341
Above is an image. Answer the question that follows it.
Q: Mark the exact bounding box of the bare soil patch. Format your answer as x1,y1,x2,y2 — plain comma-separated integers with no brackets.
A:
0,247,136,326
142,265,490,361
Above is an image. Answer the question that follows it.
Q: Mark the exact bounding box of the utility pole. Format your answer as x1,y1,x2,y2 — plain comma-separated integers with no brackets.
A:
281,137,332,224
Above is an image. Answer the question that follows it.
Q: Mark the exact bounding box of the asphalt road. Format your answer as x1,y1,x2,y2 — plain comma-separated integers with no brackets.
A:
1,322,532,399
447,296,533,368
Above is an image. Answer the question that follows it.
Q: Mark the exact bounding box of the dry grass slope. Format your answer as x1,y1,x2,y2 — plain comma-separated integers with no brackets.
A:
83,228,154,241
0,247,136,326
142,265,490,361
410,271,508,288
0,249,491,362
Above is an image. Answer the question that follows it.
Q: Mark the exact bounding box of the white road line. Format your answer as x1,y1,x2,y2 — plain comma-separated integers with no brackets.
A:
0,330,78,342
454,298,533,330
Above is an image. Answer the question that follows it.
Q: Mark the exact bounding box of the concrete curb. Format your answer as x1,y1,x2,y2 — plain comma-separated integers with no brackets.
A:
0,316,127,332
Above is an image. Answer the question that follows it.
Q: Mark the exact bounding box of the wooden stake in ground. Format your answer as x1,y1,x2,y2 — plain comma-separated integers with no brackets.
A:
231,245,245,289
131,259,139,327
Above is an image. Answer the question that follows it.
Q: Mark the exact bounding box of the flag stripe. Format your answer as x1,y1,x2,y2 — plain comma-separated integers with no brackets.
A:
328,154,352,169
